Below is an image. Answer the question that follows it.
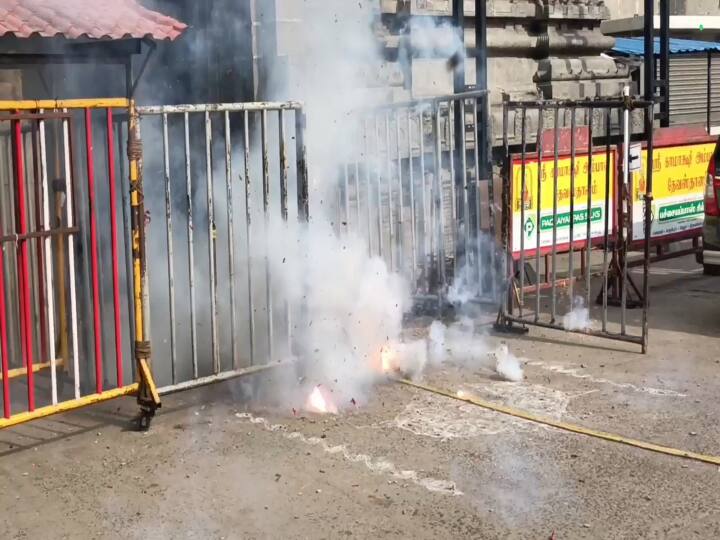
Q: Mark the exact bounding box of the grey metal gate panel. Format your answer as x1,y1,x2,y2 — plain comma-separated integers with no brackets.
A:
136,102,308,394
336,90,497,309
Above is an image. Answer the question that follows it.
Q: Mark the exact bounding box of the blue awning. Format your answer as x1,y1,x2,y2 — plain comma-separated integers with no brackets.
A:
611,37,720,56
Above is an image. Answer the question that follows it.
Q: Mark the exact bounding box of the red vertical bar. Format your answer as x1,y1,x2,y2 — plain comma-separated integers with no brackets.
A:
17,254,26,369
106,109,123,387
0,228,10,418
32,123,49,365
85,109,103,394
14,119,34,411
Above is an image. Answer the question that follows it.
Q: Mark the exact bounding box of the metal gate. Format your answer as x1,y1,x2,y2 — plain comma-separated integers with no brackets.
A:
337,90,497,311
495,97,655,352
0,99,158,429
135,102,308,393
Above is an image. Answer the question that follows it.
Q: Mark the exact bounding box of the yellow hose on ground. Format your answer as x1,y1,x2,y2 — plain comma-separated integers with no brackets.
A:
398,378,720,467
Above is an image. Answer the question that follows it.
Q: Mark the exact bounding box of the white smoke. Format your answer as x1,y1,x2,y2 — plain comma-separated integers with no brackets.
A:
492,344,524,383
447,232,503,307
562,296,593,331
248,3,520,412
388,319,524,383
406,17,466,63
246,2,408,410
263,218,411,406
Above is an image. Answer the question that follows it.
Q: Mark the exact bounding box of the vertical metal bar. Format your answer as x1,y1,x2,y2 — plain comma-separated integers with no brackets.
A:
243,111,255,366
586,107,594,308
602,108,612,332
453,0,465,93
621,88,631,334
484,93,496,286
278,109,291,355
14,119,34,407
407,110,417,290
395,109,406,273
642,107,654,352
473,99,482,294
106,109,123,387
84,109,102,394
261,110,273,362
384,113,395,271
0,229,8,416
551,106,560,323
429,110,437,289
122,67,135,379
224,111,238,369
62,114,80,399
395,110,405,276
183,112,198,379
374,116,384,259
3,133,19,374
52,120,69,377
205,112,219,374
453,0,466,279
569,107,577,303
448,101,457,258
644,0,655,131
296,109,310,223
434,102,446,305
128,103,158,412
31,124,48,376
294,107,310,353
162,113,177,384
459,99,470,288
519,107,527,314
117,119,135,378
502,101,511,316
418,109,430,293
660,0,670,128
39,115,58,403
535,105,544,322
363,119,373,256
475,0,490,195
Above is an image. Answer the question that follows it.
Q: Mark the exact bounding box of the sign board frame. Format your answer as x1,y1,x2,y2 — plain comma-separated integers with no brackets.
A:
627,139,716,246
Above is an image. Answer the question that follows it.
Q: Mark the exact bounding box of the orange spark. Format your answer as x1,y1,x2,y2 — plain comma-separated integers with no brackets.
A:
306,385,338,415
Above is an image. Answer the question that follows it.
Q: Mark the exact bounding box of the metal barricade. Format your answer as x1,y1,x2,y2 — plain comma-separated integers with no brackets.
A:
136,102,309,393
338,90,496,310
495,97,655,352
0,99,159,429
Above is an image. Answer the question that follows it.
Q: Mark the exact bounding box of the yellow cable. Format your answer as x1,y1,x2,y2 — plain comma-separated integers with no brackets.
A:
398,378,720,467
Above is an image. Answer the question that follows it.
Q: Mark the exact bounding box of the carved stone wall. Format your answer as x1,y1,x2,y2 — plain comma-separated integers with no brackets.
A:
255,0,632,143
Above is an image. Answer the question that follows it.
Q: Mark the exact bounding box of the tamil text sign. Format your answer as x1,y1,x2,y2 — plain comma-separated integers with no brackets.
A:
511,150,615,255
631,142,715,241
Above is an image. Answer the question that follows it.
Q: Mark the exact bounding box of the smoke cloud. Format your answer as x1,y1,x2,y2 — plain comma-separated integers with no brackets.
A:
241,2,522,413
247,1,408,410
562,296,593,332
386,319,524,384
